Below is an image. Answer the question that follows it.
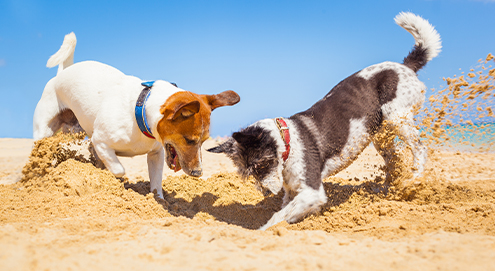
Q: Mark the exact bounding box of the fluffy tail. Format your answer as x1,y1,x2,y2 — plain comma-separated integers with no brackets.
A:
46,32,77,75
395,12,441,73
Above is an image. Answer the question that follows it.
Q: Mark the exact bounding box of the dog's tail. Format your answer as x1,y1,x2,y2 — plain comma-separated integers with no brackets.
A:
395,12,441,73
46,32,77,75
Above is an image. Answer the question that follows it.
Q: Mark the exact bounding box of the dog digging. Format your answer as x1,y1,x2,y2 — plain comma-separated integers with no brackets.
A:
3,53,494,239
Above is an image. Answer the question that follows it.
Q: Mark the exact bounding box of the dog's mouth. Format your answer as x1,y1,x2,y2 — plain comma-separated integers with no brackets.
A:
166,144,181,172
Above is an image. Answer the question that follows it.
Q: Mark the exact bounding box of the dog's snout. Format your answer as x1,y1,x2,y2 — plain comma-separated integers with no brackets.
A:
190,169,203,177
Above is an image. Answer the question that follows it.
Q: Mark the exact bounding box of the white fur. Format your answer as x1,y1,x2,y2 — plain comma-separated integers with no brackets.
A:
252,119,286,194
358,62,427,177
357,61,392,80
321,117,371,178
255,118,328,230
34,34,184,198
394,12,442,62
357,62,426,118
382,64,426,116
280,119,307,205
298,115,324,152
259,182,327,231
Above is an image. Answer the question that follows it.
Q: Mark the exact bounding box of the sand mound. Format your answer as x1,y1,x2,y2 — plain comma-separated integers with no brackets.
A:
20,132,102,183
3,133,275,229
2,133,494,239
3,158,170,224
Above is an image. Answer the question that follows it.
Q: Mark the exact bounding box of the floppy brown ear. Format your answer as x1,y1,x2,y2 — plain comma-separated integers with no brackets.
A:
163,100,201,120
206,90,240,111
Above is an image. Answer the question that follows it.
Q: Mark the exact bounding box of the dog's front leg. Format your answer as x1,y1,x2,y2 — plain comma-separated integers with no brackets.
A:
147,147,165,198
259,183,327,230
92,140,125,177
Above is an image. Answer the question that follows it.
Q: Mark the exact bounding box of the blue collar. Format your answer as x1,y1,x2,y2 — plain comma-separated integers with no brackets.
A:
135,81,156,139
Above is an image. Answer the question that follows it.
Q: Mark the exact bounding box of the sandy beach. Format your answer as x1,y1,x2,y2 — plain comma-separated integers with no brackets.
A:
1,134,494,271
2,1,494,268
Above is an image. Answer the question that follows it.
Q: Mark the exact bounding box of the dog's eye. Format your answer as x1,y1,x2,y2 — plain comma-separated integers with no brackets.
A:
184,137,197,145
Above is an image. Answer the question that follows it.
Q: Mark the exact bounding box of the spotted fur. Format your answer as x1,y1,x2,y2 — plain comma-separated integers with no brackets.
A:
208,12,441,230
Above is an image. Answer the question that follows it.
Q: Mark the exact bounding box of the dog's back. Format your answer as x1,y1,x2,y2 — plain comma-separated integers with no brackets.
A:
50,61,140,134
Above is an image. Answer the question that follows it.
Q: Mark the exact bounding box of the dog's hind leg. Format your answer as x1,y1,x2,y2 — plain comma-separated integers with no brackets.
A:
396,119,427,177
372,122,402,182
259,183,327,230
33,79,64,140
57,109,83,134
373,117,427,182
92,139,125,178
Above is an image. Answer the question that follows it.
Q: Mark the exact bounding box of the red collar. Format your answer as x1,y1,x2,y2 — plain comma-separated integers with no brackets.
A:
275,117,291,162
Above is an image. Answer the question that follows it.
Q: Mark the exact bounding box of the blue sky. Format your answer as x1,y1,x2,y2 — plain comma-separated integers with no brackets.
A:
1,0,494,138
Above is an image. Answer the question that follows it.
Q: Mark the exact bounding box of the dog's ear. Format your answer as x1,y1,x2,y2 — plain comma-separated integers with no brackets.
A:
232,132,251,145
163,100,201,120
233,131,263,146
233,128,265,145
205,90,240,111
207,139,234,154
206,145,227,153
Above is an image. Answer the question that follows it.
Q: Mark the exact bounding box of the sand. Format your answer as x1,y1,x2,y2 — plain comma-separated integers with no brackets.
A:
1,135,495,271
1,54,494,270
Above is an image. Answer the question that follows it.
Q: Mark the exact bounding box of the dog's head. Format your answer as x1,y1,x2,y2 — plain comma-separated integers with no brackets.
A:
207,124,284,194
157,90,240,177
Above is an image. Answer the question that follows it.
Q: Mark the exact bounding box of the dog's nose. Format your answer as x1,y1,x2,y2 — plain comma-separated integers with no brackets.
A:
190,169,203,177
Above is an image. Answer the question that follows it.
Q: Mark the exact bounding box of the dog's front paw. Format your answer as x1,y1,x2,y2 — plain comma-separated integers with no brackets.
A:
259,220,288,231
261,178,283,195
258,223,270,231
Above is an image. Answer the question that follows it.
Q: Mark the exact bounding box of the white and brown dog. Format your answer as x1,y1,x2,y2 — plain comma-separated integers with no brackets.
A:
208,12,441,230
34,33,240,198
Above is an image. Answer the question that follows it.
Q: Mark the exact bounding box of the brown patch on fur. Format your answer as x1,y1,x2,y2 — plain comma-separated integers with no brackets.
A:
157,90,240,175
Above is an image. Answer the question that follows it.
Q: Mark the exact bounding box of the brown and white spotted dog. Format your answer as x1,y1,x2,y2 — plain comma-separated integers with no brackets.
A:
208,12,441,230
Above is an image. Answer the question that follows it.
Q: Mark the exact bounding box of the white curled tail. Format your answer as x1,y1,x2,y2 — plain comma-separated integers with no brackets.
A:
395,12,441,72
46,32,77,75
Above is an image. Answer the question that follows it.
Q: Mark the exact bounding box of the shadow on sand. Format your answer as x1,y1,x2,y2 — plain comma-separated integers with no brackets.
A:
124,175,392,230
